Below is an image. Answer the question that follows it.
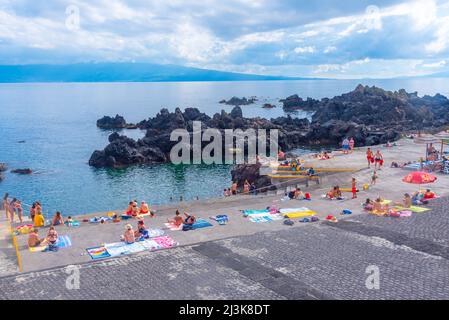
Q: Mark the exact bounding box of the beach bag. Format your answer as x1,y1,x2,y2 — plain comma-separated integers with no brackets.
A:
310,216,319,222
283,219,294,226
305,193,311,200
299,218,310,223
342,209,352,215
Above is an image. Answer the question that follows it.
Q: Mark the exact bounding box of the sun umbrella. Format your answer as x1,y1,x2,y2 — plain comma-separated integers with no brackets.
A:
402,171,437,184
434,131,449,157
413,135,439,162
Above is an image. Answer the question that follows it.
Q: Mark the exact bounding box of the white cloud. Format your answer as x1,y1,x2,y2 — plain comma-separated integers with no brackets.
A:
294,46,316,54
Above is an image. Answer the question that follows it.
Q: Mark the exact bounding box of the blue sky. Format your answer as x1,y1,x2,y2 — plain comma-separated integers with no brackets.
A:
0,0,449,78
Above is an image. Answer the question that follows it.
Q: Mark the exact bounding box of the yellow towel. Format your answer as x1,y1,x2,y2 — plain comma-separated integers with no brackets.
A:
283,210,316,218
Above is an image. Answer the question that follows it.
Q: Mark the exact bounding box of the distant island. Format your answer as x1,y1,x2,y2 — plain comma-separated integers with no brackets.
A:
0,63,321,83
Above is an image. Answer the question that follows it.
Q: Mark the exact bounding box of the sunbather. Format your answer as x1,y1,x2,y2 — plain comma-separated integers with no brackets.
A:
34,211,45,227
423,189,436,199
45,226,58,246
394,193,412,208
168,210,184,227
363,198,374,211
372,198,389,214
183,212,196,225
27,228,43,248
121,224,135,244
51,211,64,226
135,220,149,239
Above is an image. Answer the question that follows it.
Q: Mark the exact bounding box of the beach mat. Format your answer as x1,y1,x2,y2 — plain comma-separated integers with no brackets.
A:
29,245,47,253
394,206,430,213
192,219,213,229
279,207,316,219
147,228,165,238
249,213,283,223
242,209,270,215
86,246,111,260
164,223,183,231
88,235,178,260
57,235,72,248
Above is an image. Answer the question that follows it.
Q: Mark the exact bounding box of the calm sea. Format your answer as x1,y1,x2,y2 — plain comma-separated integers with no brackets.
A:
1,78,448,216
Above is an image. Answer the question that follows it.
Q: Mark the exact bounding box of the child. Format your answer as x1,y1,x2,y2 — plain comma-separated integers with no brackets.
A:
371,171,378,185
66,216,74,227
351,178,357,199
364,199,374,211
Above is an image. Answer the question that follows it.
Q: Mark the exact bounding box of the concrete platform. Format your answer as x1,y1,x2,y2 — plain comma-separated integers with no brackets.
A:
2,137,449,276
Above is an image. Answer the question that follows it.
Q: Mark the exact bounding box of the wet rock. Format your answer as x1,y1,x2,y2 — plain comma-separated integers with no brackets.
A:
219,96,257,106
96,114,127,129
11,168,32,175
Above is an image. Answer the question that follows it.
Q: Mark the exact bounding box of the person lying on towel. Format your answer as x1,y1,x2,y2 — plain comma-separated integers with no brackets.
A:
183,212,196,225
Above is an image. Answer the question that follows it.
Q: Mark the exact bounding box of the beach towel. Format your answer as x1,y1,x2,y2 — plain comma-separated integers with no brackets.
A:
249,213,283,223
89,216,112,223
57,235,72,248
242,209,271,215
29,245,47,252
164,222,183,231
192,219,213,229
147,228,165,238
153,236,178,248
394,206,430,213
399,210,413,217
280,207,316,219
105,241,145,256
86,246,111,260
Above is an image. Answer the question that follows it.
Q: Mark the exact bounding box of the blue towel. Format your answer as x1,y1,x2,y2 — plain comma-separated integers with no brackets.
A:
192,219,213,229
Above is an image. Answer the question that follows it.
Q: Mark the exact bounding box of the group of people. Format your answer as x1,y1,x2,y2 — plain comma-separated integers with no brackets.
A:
287,188,310,200
224,180,256,197
124,200,153,217
342,137,355,154
366,148,384,169
2,194,24,223
363,189,437,215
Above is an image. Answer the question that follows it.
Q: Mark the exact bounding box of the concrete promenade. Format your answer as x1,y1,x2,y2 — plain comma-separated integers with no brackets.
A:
1,138,448,299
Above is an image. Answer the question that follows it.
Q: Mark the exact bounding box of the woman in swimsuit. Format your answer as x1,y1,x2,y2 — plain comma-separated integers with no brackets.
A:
135,220,149,239
183,212,196,225
2,193,9,219
45,226,58,246
168,210,184,227
231,182,238,195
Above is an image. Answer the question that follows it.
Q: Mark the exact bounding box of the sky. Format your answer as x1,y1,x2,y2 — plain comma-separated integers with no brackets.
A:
0,0,449,79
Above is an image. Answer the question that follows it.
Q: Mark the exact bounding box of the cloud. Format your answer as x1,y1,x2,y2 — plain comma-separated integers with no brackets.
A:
0,0,448,78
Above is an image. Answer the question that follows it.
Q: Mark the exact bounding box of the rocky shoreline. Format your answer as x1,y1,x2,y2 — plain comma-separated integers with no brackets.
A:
89,85,449,169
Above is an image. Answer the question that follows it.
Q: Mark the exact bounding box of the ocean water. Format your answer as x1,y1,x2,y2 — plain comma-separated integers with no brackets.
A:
1,78,448,216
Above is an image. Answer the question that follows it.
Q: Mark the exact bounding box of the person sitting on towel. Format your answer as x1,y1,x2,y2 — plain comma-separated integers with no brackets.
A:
423,189,436,199
140,201,149,214
45,226,58,246
51,211,64,226
394,193,412,208
363,198,374,211
183,212,196,226
373,198,388,213
168,210,184,227
135,220,149,239
121,224,135,244
28,228,43,248
295,188,305,200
